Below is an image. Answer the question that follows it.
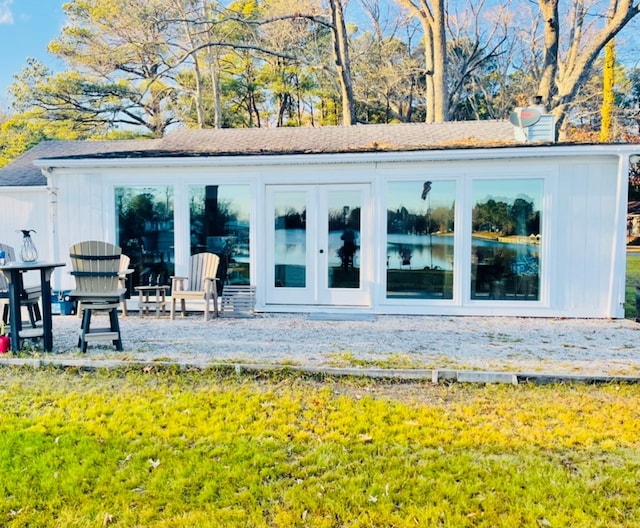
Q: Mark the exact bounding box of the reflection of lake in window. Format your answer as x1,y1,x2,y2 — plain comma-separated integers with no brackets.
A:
272,192,306,288
386,180,456,299
471,179,543,301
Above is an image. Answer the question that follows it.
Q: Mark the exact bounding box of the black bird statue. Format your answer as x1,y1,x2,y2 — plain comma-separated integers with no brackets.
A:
421,181,432,200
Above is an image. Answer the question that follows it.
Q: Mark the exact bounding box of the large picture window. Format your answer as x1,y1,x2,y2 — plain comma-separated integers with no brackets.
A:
386,180,455,299
116,186,175,291
471,179,542,301
189,185,250,285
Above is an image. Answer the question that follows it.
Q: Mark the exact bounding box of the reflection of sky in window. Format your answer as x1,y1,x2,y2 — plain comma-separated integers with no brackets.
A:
118,186,172,200
388,181,456,213
473,179,543,208
329,191,359,210
273,191,304,218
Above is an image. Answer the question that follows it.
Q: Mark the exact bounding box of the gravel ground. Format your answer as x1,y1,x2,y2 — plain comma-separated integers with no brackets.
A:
34,312,640,377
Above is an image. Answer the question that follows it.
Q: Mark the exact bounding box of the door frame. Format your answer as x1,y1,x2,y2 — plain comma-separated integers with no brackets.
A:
264,183,372,307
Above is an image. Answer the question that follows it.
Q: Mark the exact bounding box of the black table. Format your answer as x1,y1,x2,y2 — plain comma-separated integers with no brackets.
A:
0,261,66,352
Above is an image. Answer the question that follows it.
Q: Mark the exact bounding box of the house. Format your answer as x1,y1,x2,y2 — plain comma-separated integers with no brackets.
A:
0,121,637,318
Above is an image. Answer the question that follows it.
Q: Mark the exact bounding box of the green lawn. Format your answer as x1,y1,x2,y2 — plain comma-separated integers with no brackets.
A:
1,367,640,527
626,253,640,319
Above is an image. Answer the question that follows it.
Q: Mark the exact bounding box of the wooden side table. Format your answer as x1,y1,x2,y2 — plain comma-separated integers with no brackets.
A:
135,285,168,318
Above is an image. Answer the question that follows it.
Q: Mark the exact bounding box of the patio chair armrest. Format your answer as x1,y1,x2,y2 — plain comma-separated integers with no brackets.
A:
170,275,187,291
118,269,134,287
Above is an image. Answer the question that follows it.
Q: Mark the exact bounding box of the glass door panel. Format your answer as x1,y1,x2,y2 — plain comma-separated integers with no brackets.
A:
274,191,307,289
327,190,361,290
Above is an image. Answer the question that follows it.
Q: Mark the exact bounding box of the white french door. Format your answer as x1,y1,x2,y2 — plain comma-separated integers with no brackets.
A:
265,184,371,306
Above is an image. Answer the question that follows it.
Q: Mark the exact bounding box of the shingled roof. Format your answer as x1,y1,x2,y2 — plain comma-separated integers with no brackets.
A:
0,121,517,187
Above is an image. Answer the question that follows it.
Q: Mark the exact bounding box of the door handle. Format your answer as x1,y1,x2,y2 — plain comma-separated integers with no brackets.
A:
319,249,324,254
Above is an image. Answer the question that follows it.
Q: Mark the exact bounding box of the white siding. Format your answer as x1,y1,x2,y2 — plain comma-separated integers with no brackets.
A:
555,158,618,317
50,171,117,290
0,188,50,251
0,187,52,289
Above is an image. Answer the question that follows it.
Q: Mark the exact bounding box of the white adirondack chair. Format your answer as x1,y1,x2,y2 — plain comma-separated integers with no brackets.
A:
170,252,220,321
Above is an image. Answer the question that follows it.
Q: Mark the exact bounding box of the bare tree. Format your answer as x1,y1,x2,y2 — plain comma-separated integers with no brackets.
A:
327,0,357,124
353,0,421,122
257,0,321,126
169,0,208,128
253,0,358,126
394,0,447,122
536,0,640,137
446,0,510,120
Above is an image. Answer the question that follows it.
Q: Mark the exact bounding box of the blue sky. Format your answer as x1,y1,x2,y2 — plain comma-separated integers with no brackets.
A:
0,0,638,114
0,0,65,111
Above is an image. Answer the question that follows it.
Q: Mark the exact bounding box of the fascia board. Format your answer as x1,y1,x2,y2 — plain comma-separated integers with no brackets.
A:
32,144,638,171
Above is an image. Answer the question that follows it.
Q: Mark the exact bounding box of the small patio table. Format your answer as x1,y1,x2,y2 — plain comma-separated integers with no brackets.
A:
135,285,169,318
0,261,66,352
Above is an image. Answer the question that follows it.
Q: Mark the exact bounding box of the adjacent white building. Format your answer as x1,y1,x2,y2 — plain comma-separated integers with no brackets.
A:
0,122,636,318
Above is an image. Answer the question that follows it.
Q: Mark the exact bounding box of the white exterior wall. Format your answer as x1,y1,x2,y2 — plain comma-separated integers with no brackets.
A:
39,146,633,318
0,187,50,251
48,170,119,291
552,159,622,317
0,186,51,289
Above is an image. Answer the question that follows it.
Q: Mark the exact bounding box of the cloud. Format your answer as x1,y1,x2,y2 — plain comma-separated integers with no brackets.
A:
0,0,14,24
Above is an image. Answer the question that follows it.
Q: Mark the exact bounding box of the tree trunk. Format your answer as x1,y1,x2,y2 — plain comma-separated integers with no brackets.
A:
328,0,357,126
178,6,205,129
431,0,447,122
537,0,559,109
203,1,222,129
600,39,615,143
424,24,435,123
395,0,448,123
207,48,222,128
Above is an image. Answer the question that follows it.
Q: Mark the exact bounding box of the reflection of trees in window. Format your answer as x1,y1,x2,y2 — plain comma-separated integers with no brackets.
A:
472,196,539,235
190,185,251,285
470,183,542,301
386,181,456,300
387,203,454,235
431,205,455,233
118,193,155,244
629,155,640,201
116,187,174,289
511,198,539,235
190,197,235,250
275,209,306,230
328,207,360,231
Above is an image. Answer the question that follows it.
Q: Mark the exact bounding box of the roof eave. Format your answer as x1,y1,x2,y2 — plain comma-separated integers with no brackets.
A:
33,143,638,170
